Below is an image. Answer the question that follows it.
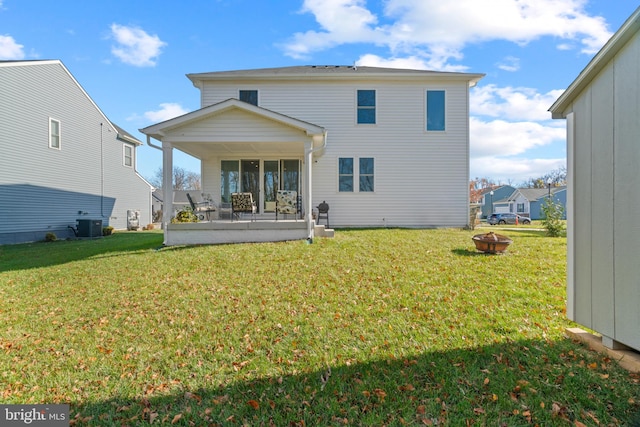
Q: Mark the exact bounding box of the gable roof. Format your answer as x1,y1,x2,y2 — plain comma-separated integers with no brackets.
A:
1,60,141,144
139,98,326,141
187,65,484,87
509,186,566,202
549,6,640,118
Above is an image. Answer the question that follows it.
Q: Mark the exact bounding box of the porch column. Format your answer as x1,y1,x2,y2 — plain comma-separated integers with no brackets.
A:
162,142,173,236
305,144,313,237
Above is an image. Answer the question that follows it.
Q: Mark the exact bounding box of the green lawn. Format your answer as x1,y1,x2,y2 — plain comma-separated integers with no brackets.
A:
1,229,638,426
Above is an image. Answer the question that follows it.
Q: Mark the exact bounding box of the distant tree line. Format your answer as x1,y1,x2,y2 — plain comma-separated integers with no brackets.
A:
470,166,567,200
147,166,201,190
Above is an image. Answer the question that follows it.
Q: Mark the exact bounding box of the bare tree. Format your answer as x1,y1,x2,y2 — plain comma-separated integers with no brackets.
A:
147,166,201,190
520,167,567,188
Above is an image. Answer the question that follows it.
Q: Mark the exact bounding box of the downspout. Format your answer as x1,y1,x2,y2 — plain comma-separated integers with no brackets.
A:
304,130,328,239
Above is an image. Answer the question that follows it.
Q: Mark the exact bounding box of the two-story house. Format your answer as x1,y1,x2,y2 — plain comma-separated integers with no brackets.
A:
141,65,483,245
0,60,153,244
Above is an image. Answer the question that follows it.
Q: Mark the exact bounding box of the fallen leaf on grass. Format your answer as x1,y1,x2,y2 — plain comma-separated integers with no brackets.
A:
247,399,260,409
171,414,182,424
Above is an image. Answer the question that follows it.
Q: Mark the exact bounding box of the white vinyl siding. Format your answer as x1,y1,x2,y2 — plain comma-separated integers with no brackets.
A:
0,61,152,243
198,78,471,228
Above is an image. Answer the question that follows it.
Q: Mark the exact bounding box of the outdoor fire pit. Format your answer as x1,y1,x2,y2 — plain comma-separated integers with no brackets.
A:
472,231,513,254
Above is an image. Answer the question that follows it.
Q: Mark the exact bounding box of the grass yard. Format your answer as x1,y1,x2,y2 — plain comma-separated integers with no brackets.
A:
1,229,638,426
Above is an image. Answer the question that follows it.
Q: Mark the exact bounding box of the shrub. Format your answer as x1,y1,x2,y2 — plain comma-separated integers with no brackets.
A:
102,226,114,236
172,207,198,223
541,197,565,237
44,232,57,242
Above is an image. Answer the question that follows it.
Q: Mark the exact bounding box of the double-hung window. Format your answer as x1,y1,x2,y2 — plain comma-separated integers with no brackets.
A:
239,90,258,106
49,118,61,149
123,144,133,167
426,90,446,131
338,158,354,192
357,90,376,124
339,157,374,192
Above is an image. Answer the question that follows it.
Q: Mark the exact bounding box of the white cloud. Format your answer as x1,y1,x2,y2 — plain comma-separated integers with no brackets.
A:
470,156,566,184
109,24,166,67
282,0,612,67
143,103,188,123
356,53,469,72
0,35,24,59
497,56,520,72
471,84,565,121
470,117,565,158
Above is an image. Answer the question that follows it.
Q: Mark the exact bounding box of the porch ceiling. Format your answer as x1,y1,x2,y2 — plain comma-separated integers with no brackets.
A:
173,140,305,160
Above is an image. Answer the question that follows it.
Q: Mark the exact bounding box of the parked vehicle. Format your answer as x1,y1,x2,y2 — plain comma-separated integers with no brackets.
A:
487,213,531,225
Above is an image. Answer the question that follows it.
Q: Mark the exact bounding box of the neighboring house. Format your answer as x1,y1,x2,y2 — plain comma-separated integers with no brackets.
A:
140,65,483,245
0,60,153,244
479,185,516,218
503,187,567,220
549,7,640,352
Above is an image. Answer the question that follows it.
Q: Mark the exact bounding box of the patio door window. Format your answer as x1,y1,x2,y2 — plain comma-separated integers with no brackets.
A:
264,160,279,212
281,160,299,192
221,160,239,203
241,160,260,211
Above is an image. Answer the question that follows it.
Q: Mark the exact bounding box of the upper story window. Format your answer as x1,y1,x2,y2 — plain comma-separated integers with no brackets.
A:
357,90,376,124
239,90,258,106
49,118,61,149
426,90,446,131
123,144,133,167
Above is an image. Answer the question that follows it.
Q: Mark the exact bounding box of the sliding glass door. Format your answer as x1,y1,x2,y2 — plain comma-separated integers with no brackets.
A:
220,159,300,214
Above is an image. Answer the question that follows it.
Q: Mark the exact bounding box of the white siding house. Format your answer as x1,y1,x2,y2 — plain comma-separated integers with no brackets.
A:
0,60,153,244
550,7,640,352
141,66,483,245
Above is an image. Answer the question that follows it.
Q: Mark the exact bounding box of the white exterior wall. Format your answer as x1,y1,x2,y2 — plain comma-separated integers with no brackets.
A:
561,35,640,351
198,79,470,227
0,61,152,243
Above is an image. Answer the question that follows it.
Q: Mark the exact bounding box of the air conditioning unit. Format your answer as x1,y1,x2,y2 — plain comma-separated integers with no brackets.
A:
76,219,102,238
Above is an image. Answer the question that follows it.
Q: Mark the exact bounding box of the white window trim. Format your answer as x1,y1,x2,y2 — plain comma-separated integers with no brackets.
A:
337,156,376,193
49,117,61,150
123,143,134,168
355,89,377,125
425,89,447,133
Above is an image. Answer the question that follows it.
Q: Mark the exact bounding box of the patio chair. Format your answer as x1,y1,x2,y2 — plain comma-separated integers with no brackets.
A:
186,193,216,221
231,192,256,221
276,190,298,221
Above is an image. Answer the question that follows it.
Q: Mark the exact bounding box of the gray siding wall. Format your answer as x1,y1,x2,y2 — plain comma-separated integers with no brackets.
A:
564,35,640,350
199,79,470,227
0,62,151,244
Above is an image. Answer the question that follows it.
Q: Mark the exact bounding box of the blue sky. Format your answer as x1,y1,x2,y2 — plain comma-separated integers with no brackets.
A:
1,0,637,184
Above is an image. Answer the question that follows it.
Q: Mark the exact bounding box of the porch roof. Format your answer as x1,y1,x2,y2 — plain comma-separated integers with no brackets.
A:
139,98,326,159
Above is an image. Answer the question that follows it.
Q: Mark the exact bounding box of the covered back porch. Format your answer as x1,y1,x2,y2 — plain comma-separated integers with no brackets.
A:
140,99,328,245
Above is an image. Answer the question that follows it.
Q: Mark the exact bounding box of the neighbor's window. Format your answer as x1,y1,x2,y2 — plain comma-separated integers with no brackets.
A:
49,118,61,149
357,90,376,124
359,157,374,192
426,90,445,131
517,203,525,213
239,90,258,106
123,144,133,167
338,158,354,192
